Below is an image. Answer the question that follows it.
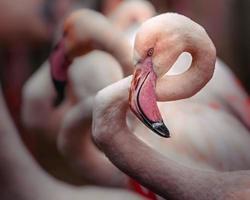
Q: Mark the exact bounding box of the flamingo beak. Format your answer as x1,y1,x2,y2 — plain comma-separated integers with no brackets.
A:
129,57,170,138
49,38,72,107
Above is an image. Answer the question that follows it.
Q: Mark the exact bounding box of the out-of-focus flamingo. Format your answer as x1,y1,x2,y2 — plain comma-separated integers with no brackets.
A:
22,9,133,140
21,8,134,186
107,0,155,47
21,0,155,138
55,1,157,185
92,13,250,199
107,0,155,31
57,51,129,186
22,50,124,140
50,9,133,105
22,50,130,186
0,84,144,200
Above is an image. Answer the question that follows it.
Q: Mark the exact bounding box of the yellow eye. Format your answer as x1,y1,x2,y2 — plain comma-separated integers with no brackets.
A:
147,48,154,56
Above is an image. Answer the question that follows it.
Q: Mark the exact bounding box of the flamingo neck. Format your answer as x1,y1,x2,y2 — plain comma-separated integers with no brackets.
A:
0,91,63,199
98,29,133,76
154,36,216,101
93,77,217,200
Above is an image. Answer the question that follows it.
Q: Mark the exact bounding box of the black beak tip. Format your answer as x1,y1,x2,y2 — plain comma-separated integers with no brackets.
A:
52,78,66,107
152,121,170,138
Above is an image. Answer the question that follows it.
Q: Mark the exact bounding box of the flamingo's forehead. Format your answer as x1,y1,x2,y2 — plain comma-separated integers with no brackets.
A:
134,20,158,54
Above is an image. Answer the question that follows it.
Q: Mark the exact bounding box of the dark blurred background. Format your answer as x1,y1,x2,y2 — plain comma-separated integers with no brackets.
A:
0,0,249,184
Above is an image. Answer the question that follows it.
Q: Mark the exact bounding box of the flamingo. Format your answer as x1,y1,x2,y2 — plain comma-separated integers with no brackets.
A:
92,13,250,199
21,0,155,138
50,7,250,184
0,84,143,200
22,5,250,193
50,9,133,105
22,50,124,140
21,8,134,185
22,8,133,140
56,2,157,185
22,50,131,185
107,0,156,31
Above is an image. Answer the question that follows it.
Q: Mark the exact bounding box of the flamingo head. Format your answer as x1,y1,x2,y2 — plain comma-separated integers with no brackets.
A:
129,13,216,138
49,9,100,107
129,15,183,138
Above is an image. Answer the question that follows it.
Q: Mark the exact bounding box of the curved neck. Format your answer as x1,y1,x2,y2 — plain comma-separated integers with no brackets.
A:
0,88,66,200
95,27,133,77
93,77,221,200
157,32,216,101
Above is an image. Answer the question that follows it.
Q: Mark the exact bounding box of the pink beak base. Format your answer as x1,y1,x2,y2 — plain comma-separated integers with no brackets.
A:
49,38,72,106
129,57,170,138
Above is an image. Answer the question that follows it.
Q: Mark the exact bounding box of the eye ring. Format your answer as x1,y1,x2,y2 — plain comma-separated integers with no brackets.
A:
147,48,154,56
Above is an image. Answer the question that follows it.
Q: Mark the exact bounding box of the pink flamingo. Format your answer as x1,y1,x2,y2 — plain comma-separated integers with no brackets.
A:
108,0,155,31
22,8,133,140
56,2,157,184
21,9,134,185
22,7,250,198
50,9,133,105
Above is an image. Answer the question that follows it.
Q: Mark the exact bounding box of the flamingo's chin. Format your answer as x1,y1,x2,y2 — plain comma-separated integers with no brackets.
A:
129,57,170,138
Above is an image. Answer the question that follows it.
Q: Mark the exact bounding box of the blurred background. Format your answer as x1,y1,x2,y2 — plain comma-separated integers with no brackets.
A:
0,0,249,185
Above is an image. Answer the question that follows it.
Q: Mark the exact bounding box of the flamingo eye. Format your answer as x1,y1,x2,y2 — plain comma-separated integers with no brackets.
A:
147,48,154,56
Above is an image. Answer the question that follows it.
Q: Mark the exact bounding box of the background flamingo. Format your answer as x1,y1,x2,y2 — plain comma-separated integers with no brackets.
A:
21,4,154,185
0,83,143,200
107,0,155,31
22,8,133,141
